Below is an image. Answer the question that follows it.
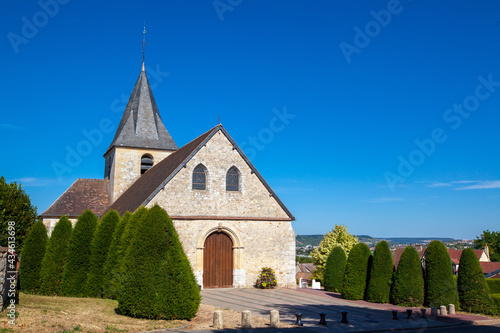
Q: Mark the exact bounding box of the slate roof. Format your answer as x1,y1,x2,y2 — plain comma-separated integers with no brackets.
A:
107,124,295,220
41,179,110,217
105,65,178,155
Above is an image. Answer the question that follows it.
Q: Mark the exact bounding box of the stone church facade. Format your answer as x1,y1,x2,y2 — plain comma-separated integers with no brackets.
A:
41,63,296,288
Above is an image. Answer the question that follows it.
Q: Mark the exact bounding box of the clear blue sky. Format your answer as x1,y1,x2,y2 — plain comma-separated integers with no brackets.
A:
1,0,499,239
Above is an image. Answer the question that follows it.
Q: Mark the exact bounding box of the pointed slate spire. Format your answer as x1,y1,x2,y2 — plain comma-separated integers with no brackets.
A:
106,66,178,153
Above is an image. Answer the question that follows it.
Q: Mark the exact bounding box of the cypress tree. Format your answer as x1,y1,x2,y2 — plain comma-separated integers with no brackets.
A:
365,240,394,303
61,210,98,297
40,216,72,295
85,210,119,297
19,221,48,293
341,243,372,300
323,246,346,292
102,211,131,299
118,205,200,319
424,240,459,307
457,248,494,314
391,246,424,306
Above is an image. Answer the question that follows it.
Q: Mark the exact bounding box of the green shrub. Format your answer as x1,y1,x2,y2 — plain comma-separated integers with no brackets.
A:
255,267,278,288
323,246,346,292
457,248,494,314
85,210,119,297
391,246,424,306
101,211,131,299
490,294,500,314
40,216,72,295
118,205,200,319
19,221,48,293
365,241,393,303
487,279,500,294
62,210,98,297
424,240,459,307
109,208,147,299
341,243,372,300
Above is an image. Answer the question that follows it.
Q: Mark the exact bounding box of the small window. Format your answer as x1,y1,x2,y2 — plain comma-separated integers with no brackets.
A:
141,154,154,175
192,164,207,190
226,166,240,191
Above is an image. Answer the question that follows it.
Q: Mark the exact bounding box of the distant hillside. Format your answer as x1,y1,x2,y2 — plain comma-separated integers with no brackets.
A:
296,235,456,247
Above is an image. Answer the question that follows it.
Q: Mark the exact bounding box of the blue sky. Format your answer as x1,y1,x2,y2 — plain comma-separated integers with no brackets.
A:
1,0,499,239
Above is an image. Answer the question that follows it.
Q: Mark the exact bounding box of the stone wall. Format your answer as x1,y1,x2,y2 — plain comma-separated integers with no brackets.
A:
42,217,77,236
108,147,174,203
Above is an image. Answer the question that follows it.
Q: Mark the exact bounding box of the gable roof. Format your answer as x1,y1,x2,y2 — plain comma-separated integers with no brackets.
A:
107,124,294,220
105,65,177,155
41,178,110,217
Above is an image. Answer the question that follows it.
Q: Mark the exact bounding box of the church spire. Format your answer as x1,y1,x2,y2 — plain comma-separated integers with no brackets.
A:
141,23,147,66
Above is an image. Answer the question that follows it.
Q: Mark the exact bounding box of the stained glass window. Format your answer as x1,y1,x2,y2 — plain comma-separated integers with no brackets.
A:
193,164,207,190
226,166,239,191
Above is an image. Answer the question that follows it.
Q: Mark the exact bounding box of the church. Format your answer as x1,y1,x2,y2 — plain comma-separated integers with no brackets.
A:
41,61,296,289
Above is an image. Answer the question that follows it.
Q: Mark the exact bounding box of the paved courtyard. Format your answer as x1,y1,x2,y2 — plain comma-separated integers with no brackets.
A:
194,288,496,332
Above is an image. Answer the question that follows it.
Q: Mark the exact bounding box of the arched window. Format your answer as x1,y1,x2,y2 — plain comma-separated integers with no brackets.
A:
141,154,154,175
192,164,207,190
226,166,240,191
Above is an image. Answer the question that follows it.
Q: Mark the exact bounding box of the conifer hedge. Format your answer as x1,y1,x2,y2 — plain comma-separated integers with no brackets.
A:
40,216,72,295
323,246,346,292
86,210,119,297
457,248,494,314
391,246,424,306
61,210,98,297
424,240,459,307
341,243,372,300
365,240,393,303
118,205,200,319
102,211,131,299
19,221,48,293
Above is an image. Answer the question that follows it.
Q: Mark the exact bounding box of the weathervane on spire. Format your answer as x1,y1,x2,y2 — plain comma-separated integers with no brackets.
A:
140,22,148,64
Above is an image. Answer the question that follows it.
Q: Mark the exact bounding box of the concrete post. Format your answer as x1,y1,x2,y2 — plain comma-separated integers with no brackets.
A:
440,305,447,316
213,310,223,329
431,307,438,317
270,309,279,328
241,310,252,329
448,304,455,315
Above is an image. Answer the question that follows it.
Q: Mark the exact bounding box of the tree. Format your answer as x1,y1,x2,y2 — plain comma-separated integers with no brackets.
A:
102,211,131,299
424,240,459,307
474,230,500,262
457,248,494,314
40,216,72,295
341,243,372,300
18,221,48,293
391,246,424,306
323,246,346,292
310,224,358,280
365,241,393,303
118,205,200,319
61,210,98,297
0,176,38,254
85,210,119,297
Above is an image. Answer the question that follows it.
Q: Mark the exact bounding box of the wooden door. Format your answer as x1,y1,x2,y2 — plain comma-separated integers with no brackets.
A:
203,232,233,288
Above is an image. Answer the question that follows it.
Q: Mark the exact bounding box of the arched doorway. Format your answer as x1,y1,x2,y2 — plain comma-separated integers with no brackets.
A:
203,231,233,288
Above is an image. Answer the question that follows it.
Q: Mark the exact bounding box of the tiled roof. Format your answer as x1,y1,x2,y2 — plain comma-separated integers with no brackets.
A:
480,262,500,275
448,249,483,261
41,179,110,217
105,66,177,154
393,246,426,269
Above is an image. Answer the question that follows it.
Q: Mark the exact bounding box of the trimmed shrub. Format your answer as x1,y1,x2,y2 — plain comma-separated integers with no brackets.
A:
255,267,277,289
391,246,424,306
40,216,72,295
118,205,200,319
366,241,393,303
102,211,131,299
19,221,48,293
487,279,500,294
61,210,98,297
424,240,459,307
457,248,494,314
341,243,372,300
85,210,119,297
491,294,500,314
323,246,346,292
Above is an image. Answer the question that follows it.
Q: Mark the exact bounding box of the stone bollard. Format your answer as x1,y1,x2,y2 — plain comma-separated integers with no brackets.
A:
295,313,303,326
341,311,348,324
391,310,398,320
241,310,252,329
318,312,327,326
448,304,455,315
440,305,447,316
431,307,438,317
406,309,413,319
420,308,427,319
270,310,280,328
213,310,223,330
